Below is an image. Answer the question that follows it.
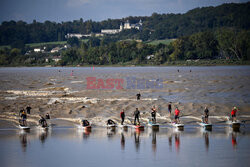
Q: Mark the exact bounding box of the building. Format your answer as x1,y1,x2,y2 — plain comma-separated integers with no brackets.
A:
101,20,143,34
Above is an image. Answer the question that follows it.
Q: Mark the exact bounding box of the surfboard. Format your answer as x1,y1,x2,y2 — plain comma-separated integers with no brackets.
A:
19,125,30,130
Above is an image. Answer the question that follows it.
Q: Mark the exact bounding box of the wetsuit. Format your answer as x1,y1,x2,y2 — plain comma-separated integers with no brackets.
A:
120,111,125,125
26,106,31,114
168,104,172,114
204,108,209,118
151,109,156,123
107,119,115,125
136,93,141,100
45,114,50,119
134,109,140,125
82,120,89,126
39,117,47,127
20,113,27,126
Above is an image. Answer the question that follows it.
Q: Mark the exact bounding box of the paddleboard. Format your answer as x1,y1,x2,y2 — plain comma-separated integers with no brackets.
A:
19,125,30,130
119,125,128,130
231,121,241,129
134,125,144,130
172,122,184,130
198,122,212,129
107,124,116,130
77,125,92,130
148,122,160,129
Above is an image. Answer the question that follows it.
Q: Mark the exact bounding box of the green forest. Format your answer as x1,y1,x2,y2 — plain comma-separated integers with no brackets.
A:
0,2,249,66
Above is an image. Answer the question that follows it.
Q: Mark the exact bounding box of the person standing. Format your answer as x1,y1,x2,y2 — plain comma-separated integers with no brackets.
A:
151,106,157,123
20,111,27,126
136,92,141,100
231,107,238,122
45,113,50,119
168,102,172,117
134,108,140,125
120,109,125,125
174,107,180,124
26,105,32,114
204,107,209,124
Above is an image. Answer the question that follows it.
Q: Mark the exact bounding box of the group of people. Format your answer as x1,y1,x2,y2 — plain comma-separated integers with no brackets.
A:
19,105,51,127
114,103,239,126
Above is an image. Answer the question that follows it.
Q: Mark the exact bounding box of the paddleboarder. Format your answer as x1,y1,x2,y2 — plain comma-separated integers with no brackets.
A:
107,119,116,125
26,105,32,114
174,107,180,124
45,113,50,119
39,115,47,127
120,109,125,125
20,111,27,126
204,107,209,124
136,92,141,100
168,102,172,117
151,106,157,123
134,108,140,125
82,120,90,126
231,107,238,122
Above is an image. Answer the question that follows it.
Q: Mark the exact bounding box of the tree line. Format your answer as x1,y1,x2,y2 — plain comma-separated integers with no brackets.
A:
1,28,249,66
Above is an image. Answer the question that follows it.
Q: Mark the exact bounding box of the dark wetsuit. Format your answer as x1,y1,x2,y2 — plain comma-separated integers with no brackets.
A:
26,106,31,114
120,111,125,125
45,114,50,119
136,93,141,100
107,119,116,125
168,104,172,113
39,117,47,127
82,120,90,126
204,108,209,118
151,109,156,123
134,109,140,125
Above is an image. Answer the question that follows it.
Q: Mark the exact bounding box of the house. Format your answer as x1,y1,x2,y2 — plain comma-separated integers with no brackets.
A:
51,47,61,53
34,48,41,52
52,56,61,62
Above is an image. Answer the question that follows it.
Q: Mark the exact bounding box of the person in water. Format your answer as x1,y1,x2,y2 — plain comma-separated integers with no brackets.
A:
134,108,140,125
82,120,90,126
231,107,238,122
39,115,47,127
19,108,25,116
151,106,157,123
120,109,125,125
204,107,209,124
168,102,172,117
20,111,27,126
45,113,50,119
174,107,180,124
26,105,32,114
136,92,141,100
107,119,116,125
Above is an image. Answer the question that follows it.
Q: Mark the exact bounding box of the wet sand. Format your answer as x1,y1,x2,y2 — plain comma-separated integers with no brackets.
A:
0,66,250,128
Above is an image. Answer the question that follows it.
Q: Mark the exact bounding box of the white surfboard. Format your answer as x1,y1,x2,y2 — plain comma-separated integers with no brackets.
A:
172,122,184,129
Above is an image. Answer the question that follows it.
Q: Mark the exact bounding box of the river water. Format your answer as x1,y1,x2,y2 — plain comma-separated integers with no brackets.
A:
1,126,250,167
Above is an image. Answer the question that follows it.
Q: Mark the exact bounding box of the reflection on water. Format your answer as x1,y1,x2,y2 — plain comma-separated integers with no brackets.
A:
1,126,250,167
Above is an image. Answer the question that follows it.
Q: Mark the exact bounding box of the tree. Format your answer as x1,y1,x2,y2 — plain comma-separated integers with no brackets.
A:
67,37,79,47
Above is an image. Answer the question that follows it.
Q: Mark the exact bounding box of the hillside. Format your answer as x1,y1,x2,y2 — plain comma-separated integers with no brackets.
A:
0,2,249,46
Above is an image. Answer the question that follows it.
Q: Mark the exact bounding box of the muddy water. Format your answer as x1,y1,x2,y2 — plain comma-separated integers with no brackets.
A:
0,66,249,104
0,126,250,167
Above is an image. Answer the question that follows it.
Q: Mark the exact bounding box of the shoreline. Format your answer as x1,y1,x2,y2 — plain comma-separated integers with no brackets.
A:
1,60,250,68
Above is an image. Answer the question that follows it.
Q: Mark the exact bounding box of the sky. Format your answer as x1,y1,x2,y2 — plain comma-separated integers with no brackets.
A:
0,0,249,23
